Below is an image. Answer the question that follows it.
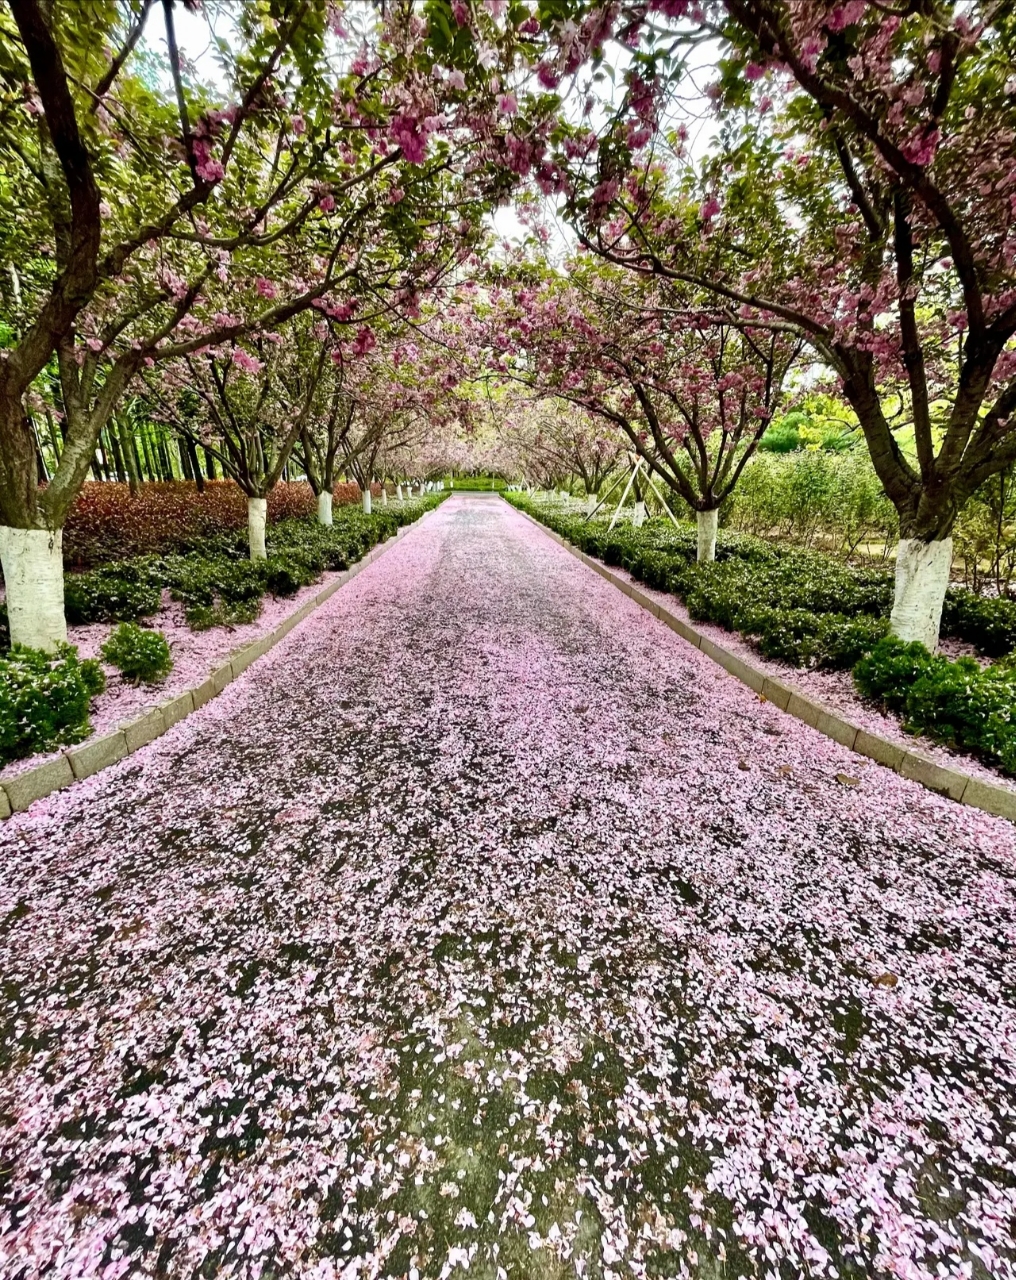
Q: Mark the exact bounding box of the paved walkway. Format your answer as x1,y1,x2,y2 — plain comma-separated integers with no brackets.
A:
1,496,1014,1280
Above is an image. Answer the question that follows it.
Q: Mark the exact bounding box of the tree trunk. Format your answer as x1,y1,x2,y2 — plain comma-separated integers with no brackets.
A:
396,483,403,500
632,500,646,527
185,438,205,494
0,526,67,651
381,485,388,506
118,417,140,494
248,496,267,560
362,487,372,515
889,538,952,650
139,428,157,481
178,438,194,481
317,490,333,525
697,509,718,563
105,425,127,484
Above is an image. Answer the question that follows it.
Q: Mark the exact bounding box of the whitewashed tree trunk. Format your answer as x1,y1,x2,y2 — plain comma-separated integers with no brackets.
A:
317,490,333,526
396,483,403,501
381,486,388,506
0,526,67,652
248,497,268,560
697,509,718,563
632,500,646,528
362,488,372,515
890,537,952,649
586,493,597,513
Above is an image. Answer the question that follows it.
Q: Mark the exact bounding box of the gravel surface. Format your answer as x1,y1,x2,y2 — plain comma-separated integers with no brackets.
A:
1,495,1014,1280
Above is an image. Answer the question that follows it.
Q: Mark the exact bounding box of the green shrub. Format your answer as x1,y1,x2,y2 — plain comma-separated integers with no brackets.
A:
941,589,1016,659
853,637,941,712
64,562,162,625
810,614,889,669
100,623,173,684
758,416,802,453
262,553,319,597
0,644,106,765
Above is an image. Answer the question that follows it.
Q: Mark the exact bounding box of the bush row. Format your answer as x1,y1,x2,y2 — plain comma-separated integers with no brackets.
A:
509,495,1016,775
60,480,374,567
856,639,1016,775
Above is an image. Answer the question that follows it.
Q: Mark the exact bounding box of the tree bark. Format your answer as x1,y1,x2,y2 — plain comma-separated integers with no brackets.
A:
0,526,67,651
317,490,333,525
890,538,952,650
697,509,719,563
248,496,267,560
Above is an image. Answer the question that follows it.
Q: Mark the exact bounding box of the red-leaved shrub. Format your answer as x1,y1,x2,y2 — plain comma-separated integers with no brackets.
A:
62,481,367,567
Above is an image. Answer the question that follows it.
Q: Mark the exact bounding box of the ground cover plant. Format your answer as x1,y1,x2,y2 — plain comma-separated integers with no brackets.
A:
509,494,1016,774
62,482,348,568
99,624,173,685
0,644,105,765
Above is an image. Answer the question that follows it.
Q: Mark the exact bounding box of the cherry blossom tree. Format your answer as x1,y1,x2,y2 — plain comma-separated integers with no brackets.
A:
532,1,1016,645
149,319,332,558
486,258,800,558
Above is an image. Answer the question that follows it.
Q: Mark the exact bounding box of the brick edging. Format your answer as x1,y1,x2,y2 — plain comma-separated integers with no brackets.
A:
507,500,1016,824
0,505,438,820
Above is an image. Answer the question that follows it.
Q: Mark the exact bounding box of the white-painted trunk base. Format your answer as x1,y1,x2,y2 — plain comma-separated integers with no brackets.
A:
890,537,952,650
632,501,646,528
697,509,718,563
317,490,333,526
396,484,403,501
587,493,598,513
362,489,372,515
248,497,267,560
0,526,67,651
381,487,388,506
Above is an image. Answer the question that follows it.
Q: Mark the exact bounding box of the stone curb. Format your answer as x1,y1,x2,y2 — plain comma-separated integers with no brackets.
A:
0,508,437,819
509,501,1016,824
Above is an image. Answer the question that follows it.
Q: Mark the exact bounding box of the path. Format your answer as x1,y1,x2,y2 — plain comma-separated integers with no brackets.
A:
1,495,1014,1280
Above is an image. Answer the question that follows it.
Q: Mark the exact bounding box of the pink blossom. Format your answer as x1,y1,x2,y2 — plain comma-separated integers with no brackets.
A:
351,325,376,356
699,195,721,221
451,0,469,24
447,69,466,91
290,114,305,135
232,348,264,374
901,126,941,167
256,277,277,299
390,114,428,164
195,158,225,184
536,61,561,90
497,92,518,116
318,193,335,212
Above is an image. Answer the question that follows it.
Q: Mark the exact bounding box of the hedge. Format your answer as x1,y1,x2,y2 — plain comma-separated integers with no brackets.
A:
0,645,105,766
60,480,377,567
